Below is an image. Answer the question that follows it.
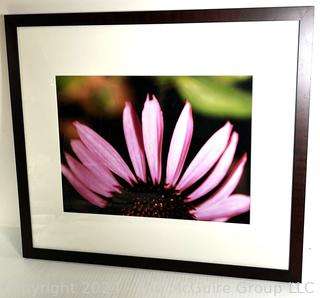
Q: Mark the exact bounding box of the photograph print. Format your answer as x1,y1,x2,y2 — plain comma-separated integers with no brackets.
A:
56,76,252,224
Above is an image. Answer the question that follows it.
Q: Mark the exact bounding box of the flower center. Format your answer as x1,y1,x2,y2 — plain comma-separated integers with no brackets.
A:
108,184,194,220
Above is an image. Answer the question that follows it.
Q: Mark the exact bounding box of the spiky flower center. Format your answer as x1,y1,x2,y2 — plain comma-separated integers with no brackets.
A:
108,184,194,220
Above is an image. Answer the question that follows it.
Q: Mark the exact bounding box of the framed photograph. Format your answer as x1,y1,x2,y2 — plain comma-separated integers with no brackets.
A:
5,6,314,282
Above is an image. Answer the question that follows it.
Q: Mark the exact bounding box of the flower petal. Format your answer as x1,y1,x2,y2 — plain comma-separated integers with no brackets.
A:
61,164,108,208
165,101,193,188
212,217,230,222
65,153,115,197
192,194,250,221
142,94,164,185
196,154,248,210
73,121,136,184
123,101,147,183
70,139,120,190
186,132,238,202
176,122,233,192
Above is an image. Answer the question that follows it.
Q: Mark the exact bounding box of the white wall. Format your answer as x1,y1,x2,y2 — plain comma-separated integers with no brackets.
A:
0,0,319,297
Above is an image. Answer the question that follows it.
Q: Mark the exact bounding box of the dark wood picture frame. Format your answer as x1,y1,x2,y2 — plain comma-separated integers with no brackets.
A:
5,6,314,282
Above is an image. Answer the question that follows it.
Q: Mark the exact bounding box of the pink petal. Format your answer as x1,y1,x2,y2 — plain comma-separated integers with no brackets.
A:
176,122,233,192
70,139,120,190
73,121,136,184
186,132,239,202
196,154,248,210
123,101,147,183
61,164,108,208
212,217,230,222
142,94,164,185
65,153,114,197
192,194,250,221
165,101,193,188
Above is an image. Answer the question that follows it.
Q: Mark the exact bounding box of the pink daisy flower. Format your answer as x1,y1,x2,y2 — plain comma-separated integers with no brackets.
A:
61,95,250,222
